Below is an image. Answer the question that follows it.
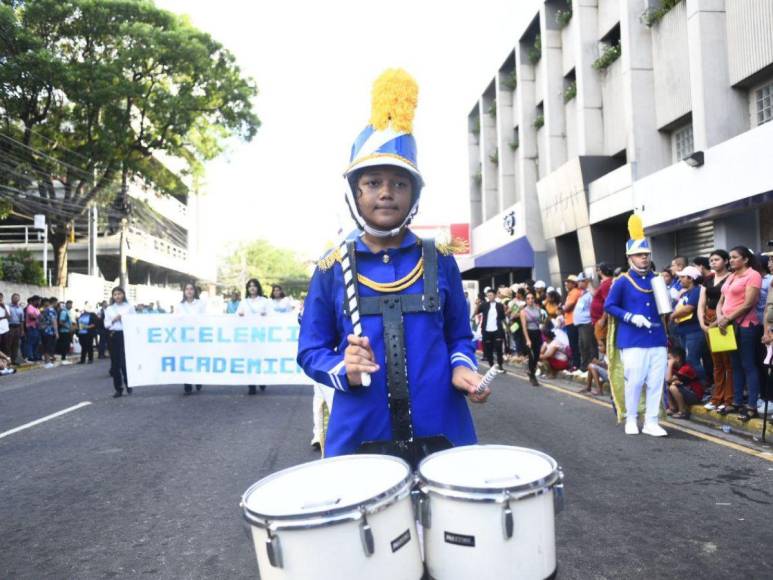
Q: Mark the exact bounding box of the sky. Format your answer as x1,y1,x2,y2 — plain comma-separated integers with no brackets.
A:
155,0,541,261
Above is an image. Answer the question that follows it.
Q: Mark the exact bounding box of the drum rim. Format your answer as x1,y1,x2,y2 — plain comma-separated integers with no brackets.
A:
241,454,414,530
417,444,560,500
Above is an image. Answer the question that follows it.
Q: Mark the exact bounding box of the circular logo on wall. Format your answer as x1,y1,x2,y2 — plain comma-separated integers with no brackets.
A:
503,211,516,236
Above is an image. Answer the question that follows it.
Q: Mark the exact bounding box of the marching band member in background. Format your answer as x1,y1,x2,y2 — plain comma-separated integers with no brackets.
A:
604,215,668,437
105,287,136,398
177,282,206,395
238,278,269,395
298,69,489,464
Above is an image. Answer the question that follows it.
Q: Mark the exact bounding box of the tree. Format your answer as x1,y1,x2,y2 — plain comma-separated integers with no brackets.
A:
0,0,259,285
219,240,312,296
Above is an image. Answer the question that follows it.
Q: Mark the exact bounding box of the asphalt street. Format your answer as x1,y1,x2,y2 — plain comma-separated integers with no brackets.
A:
1,361,772,579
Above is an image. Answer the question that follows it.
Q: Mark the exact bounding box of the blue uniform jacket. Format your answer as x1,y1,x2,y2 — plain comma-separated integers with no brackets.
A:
297,230,478,456
603,271,668,349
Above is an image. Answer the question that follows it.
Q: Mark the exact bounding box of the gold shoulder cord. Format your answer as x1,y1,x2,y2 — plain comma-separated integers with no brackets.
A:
623,272,654,294
357,258,424,293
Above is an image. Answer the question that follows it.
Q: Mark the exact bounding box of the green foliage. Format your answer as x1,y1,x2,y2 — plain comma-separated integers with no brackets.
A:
487,99,497,119
0,199,12,220
1,249,44,285
533,114,545,130
502,70,517,91
555,8,572,28
219,240,310,296
0,0,260,282
642,0,683,26
528,34,542,65
508,141,519,152
593,44,622,70
563,81,577,103
474,165,482,186
488,149,498,165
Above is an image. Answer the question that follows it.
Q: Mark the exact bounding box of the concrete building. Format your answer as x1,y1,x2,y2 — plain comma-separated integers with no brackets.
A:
465,0,773,288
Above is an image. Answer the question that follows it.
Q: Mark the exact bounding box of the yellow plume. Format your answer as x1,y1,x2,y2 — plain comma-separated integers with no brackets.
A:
628,214,645,240
370,68,419,133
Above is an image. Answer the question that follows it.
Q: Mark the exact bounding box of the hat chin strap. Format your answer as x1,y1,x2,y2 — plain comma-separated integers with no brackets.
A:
344,185,420,238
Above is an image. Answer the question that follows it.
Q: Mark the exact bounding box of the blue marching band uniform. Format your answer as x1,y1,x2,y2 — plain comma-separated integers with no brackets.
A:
297,69,481,462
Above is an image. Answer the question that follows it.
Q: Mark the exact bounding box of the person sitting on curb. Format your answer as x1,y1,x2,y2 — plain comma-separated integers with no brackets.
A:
0,349,16,375
538,327,570,379
666,345,704,420
582,340,608,397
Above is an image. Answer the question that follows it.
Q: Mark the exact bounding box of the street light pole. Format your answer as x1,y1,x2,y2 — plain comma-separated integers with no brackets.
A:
119,217,128,289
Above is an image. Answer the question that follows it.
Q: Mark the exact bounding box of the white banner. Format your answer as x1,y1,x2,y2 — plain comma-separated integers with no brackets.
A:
123,313,314,387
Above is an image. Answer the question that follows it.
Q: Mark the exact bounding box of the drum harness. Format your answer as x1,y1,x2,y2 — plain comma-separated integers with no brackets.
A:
345,238,453,469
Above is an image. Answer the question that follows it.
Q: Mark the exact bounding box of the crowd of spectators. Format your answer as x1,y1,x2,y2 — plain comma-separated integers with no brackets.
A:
471,246,773,424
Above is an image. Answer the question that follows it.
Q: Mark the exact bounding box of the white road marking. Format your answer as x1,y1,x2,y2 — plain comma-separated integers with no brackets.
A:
0,401,92,440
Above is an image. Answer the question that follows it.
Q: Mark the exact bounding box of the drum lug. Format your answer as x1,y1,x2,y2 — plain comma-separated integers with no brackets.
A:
554,468,565,514
418,495,431,529
502,495,514,540
359,510,375,557
265,530,283,569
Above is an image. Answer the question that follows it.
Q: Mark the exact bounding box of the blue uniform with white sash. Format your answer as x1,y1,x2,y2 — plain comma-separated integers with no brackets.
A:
297,230,478,457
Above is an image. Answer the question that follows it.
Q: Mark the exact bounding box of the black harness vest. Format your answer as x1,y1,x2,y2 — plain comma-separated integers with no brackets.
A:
344,238,440,445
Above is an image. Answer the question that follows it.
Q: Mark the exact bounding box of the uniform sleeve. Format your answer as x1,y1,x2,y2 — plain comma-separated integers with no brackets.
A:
604,277,634,324
236,300,246,316
104,307,115,329
297,266,351,391
441,257,478,372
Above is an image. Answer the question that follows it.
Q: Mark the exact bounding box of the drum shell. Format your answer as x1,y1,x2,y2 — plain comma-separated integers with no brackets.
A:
422,490,556,580
246,493,423,580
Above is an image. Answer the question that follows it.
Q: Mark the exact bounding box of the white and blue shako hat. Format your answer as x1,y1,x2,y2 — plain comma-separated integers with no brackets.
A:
626,214,651,256
344,69,424,238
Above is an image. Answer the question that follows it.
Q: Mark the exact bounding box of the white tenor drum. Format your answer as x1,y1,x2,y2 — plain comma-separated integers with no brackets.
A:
240,454,424,580
417,445,564,580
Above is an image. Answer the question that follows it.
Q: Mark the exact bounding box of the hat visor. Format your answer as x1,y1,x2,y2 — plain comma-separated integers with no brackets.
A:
345,154,424,188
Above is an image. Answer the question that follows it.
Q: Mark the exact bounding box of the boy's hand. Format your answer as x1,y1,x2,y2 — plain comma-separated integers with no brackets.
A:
344,334,379,384
452,366,490,404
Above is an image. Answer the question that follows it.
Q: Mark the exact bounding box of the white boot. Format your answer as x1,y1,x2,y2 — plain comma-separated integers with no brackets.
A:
642,422,668,437
625,420,639,435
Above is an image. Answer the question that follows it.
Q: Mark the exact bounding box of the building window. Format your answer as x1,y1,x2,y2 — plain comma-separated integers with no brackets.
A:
673,124,694,162
756,82,772,126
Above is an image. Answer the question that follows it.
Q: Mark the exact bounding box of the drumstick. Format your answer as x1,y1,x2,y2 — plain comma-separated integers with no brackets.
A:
475,366,499,395
340,239,371,387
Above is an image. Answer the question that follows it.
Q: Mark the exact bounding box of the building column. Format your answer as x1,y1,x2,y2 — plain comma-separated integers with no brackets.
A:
539,11,567,172
573,0,604,155
686,0,747,150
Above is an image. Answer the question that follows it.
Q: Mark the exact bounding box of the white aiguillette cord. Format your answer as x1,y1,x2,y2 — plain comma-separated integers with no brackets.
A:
340,239,371,387
475,366,499,395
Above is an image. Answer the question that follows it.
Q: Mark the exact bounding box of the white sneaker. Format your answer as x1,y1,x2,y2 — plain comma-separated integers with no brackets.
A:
642,423,668,437
44,363,55,369
625,421,639,435
704,402,717,411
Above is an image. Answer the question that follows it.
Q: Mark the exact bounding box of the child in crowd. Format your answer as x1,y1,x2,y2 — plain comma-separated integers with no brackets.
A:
539,327,570,379
666,345,704,419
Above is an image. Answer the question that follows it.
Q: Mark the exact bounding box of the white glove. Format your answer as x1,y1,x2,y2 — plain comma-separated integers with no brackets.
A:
630,314,652,329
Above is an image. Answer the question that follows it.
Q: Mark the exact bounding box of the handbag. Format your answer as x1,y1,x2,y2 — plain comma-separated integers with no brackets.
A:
708,326,737,353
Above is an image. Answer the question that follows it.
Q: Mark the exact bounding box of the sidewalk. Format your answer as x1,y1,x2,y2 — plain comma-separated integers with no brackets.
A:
492,355,771,444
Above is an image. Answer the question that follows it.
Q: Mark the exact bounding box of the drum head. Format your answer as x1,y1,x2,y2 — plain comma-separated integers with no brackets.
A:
419,445,557,493
243,454,411,522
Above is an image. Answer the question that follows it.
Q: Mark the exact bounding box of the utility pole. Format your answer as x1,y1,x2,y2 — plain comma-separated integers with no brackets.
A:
34,214,47,283
119,217,128,289
88,204,98,277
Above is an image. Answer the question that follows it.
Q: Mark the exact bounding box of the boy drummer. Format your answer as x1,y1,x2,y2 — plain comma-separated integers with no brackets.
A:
297,69,490,462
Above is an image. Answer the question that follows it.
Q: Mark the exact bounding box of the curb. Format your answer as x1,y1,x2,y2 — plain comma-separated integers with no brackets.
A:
492,356,769,442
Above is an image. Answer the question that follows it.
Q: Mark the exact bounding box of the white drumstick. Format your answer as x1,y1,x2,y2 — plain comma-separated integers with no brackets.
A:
339,239,371,387
475,366,499,395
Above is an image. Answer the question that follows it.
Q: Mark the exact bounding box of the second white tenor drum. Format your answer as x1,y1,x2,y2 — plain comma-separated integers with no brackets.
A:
418,445,564,580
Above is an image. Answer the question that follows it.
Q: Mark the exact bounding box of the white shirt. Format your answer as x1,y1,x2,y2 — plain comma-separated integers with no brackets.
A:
237,296,271,317
485,302,499,332
271,296,292,313
104,302,136,331
176,298,207,315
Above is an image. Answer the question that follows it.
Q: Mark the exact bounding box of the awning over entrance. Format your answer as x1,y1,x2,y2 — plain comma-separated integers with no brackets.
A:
473,235,534,269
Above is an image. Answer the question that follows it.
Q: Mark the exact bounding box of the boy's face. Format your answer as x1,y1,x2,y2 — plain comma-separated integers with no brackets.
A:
355,166,413,231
